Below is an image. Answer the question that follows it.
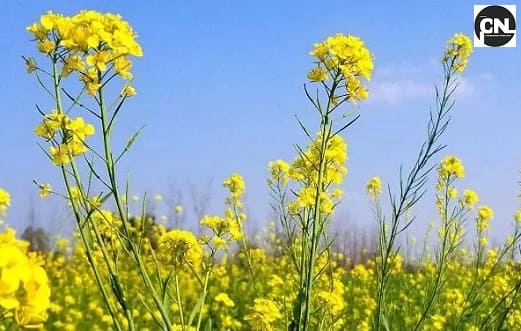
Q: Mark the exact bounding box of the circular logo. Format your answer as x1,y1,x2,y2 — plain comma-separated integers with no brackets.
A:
474,5,516,47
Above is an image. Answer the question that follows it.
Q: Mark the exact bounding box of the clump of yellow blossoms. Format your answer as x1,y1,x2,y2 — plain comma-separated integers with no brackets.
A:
0,188,10,215
158,229,203,269
290,133,347,185
477,205,494,230
38,183,52,199
460,189,479,208
28,10,143,166
267,160,291,186
439,155,465,179
223,173,246,203
34,112,95,165
443,33,473,72
244,298,282,331
308,33,374,102
27,10,142,95
201,173,247,249
366,176,383,201
0,190,50,328
285,133,347,214
514,210,521,223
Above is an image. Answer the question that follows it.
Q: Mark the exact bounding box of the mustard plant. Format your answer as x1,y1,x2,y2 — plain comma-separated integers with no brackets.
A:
25,10,176,330
370,33,473,331
268,33,374,331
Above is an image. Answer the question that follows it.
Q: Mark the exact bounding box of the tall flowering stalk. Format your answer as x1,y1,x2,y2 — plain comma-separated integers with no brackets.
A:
25,10,177,331
371,33,473,331
268,34,374,331
412,156,478,330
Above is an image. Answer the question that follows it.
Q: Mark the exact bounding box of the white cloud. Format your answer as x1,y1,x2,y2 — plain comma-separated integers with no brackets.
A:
454,77,476,99
367,80,432,104
366,59,484,105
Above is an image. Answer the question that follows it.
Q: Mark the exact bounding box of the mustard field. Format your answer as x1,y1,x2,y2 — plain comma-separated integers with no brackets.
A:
2,9,521,331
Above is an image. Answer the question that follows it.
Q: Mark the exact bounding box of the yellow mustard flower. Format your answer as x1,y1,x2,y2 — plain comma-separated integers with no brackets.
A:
0,188,10,215
514,210,521,223
244,298,282,330
443,33,473,72
27,10,143,99
38,184,52,199
267,159,290,186
158,229,202,267
461,189,479,208
121,84,137,97
366,176,382,200
478,205,494,223
307,66,329,82
439,155,465,179
308,33,374,102
223,173,245,200
214,292,235,308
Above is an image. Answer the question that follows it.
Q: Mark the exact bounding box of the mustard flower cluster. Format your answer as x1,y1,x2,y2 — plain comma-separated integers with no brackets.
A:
281,133,347,214
200,214,241,250
443,33,473,72
366,176,382,201
34,111,95,165
223,173,245,204
158,229,203,269
476,204,495,246
244,298,282,331
514,210,521,223
201,173,247,250
267,160,291,186
439,155,465,179
308,33,374,102
0,188,10,216
460,189,479,209
38,184,53,199
26,10,142,96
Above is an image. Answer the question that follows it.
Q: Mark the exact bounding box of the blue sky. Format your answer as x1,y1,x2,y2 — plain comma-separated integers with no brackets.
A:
1,1,520,242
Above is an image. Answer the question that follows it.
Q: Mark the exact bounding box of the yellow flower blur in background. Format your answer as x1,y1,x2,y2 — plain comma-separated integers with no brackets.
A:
0,189,51,328
158,229,203,268
38,184,53,199
0,188,10,215
366,176,382,201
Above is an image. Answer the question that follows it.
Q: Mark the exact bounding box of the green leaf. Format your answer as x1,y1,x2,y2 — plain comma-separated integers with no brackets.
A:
187,291,207,327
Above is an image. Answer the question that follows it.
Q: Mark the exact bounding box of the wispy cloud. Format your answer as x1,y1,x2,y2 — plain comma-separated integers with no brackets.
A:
454,77,476,99
366,59,485,105
368,80,432,104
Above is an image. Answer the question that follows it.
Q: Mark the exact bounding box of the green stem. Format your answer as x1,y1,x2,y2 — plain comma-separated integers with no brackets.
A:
98,86,172,331
51,54,123,331
67,148,136,331
196,268,211,330
298,74,340,331
230,200,256,287
413,176,452,331
175,273,185,328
